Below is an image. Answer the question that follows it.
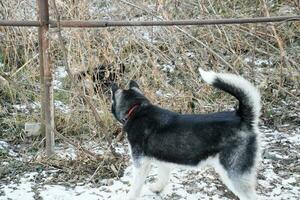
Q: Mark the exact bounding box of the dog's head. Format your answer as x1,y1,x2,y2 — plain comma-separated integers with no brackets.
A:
111,80,149,124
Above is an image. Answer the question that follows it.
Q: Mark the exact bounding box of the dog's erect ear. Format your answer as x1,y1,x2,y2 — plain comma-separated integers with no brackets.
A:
111,83,119,93
129,80,143,94
129,80,139,89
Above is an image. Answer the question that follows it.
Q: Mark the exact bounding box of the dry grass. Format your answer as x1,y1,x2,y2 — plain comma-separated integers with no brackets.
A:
0,0,299,181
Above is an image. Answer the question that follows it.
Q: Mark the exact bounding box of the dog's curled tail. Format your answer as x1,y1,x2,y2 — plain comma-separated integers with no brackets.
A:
199,68,261,129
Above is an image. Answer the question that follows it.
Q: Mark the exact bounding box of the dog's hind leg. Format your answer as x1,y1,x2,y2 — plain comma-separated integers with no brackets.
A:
228,174,257,200
127,157,151,200
150,163,171,193
215,163,257,200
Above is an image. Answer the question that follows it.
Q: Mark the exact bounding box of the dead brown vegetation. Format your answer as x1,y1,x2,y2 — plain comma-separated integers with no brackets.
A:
0,0,299,182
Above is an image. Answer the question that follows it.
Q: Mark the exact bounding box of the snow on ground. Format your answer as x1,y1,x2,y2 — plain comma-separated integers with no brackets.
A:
0,142,18,157
1,126,299,200
244,57,273,66
54,66,68,90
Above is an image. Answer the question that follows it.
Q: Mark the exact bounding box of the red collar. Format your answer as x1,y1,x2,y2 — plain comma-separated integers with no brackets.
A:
122,104,140,123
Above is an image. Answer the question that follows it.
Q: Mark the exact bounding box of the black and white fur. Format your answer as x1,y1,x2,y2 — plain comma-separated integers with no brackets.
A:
111,69,261,200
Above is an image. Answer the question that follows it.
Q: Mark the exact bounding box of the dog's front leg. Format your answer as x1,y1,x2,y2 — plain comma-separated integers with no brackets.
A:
150,163,170,193
127,158,151,200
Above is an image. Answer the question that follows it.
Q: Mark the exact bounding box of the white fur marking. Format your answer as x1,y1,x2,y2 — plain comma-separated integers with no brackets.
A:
128,154,258,200
198,68,217,84
211,155,257,200
127,157,151,200
150,163,171,193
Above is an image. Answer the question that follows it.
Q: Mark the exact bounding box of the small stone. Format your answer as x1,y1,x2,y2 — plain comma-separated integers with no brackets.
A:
24,123,41,137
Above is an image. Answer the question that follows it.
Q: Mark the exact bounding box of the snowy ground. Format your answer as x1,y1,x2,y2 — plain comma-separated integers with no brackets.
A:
0,126,299,200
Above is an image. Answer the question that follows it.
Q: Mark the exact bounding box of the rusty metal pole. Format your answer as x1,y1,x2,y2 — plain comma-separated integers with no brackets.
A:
0,15,299,27
37,15,46,145
37,0,55,156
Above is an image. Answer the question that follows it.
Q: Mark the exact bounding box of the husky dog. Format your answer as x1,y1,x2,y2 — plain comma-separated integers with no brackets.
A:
111,69,261,200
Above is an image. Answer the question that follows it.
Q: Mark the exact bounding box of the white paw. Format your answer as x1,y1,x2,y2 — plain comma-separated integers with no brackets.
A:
127,191,138,200
126,195,137,200
149,182,166,193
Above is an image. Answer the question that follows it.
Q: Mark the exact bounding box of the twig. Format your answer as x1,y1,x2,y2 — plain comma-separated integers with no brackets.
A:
262,0,286,86
11,53,39,77
87,160,105,183
0,74,9,87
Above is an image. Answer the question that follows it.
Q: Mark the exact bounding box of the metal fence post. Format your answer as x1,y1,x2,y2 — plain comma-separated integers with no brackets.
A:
37,0,55,156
